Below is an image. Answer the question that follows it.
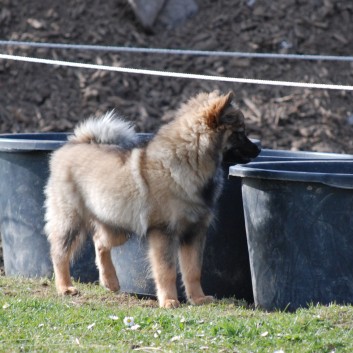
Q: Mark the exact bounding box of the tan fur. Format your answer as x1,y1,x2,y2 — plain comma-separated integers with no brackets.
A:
44,90,260,308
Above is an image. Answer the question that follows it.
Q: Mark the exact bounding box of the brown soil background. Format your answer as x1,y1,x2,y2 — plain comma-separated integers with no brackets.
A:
1,0,353,270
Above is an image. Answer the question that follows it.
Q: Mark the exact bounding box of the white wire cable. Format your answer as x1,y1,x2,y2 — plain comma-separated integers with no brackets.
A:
1,53,353,91
1,40,353,62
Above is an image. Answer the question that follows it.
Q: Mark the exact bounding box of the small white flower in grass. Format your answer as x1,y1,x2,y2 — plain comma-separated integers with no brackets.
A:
261,331,269,337
123,316,135,327
87,323,95,330
170,336,181,342
274,350,285,353
130,324,141,330
154,330,162,338
109,315,119,321
2,303,10,309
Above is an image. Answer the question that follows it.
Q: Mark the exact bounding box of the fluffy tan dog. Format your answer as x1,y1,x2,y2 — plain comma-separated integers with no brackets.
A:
44,91,260,308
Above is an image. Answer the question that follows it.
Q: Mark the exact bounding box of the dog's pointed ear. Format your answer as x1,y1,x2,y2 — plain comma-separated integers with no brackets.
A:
205,91,234,129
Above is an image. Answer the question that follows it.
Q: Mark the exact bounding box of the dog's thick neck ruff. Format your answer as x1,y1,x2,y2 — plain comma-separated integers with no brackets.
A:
145,91,240,181
143,92,233,206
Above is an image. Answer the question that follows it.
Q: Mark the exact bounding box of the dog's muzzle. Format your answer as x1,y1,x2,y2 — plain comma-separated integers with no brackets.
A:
223,133,261,164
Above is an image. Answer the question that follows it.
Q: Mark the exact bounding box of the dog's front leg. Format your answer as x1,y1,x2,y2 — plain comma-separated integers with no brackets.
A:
179,229,214,305
148,229,179,308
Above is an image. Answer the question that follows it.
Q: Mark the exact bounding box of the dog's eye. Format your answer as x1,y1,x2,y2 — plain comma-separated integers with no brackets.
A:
220,109,244,125
221,114,235,124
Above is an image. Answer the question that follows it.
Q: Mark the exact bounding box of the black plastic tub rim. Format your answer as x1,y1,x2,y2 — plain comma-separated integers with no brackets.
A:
0,132,70,152
230,160,353,189
257,148,353,160
0,132,155,152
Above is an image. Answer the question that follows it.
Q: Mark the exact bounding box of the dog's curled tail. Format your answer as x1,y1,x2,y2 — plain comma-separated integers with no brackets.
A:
69,111,138,147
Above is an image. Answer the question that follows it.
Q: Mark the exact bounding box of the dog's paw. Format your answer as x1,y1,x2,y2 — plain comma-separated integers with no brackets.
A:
190,295,214,306
100,277,120,292
59,286,79,296
161,299,181,308
103,283,120,292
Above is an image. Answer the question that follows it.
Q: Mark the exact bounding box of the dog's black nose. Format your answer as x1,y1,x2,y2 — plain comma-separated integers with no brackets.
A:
223,136,261,164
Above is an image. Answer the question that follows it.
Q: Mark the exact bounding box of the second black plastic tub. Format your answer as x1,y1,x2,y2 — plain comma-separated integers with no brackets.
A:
230,160,353,311
112,157,259,302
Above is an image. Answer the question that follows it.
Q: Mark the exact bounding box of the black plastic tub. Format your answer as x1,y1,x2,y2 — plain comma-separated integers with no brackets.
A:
230,160,353,311
0,132,153,281
112,144,353,300
0,132,257,302
0,133,98,281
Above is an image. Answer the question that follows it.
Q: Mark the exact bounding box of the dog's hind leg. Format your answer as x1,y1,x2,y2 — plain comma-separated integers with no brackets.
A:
47,221,85,296
93,222,128,292
179,227,214,305
148,229,179,308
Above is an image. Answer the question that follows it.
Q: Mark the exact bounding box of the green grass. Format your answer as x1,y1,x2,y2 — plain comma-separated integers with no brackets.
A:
1,277,353,352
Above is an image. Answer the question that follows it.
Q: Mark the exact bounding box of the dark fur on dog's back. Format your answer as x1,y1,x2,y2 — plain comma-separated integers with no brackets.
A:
44,90,260,308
